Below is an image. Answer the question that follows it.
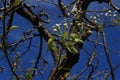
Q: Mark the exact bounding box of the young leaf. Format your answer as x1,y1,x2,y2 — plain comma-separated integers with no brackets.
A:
47,37,54,50
75,39,84,44
10,26,19,30
61,32,68,40
26,72,32,80
65,42,72,53
65,42,78,54
12,0,22,7
70,33,79,40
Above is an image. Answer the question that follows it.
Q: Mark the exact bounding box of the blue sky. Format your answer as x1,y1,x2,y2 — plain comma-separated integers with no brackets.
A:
0,0,120,80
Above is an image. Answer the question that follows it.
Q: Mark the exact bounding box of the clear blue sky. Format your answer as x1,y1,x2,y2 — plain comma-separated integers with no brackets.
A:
0,0,120,80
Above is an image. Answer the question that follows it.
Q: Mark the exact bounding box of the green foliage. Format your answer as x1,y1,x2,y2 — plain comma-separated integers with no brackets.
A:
87,30,93,35
69,33,79,40
61,32,68,40
12,0,22,7
26,72,32,80
65,42,78,54
70,33,84,44
47,37,54,50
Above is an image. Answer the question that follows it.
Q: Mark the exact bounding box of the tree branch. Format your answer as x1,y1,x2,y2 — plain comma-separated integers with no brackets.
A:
102,31,115,80
15,3,59,63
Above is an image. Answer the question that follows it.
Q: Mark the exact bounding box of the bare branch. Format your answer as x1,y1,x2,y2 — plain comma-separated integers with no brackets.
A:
102,31,115,80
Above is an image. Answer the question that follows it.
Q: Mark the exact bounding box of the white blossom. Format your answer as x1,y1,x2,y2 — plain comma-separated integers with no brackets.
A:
108,10,112,13
55,23,61,29
53,28,57,32
94,20,97,23
93,16,97,19
113,13,117,17
64,23,68,29
55,24,60,27
64,23,68,26
105,12,109,16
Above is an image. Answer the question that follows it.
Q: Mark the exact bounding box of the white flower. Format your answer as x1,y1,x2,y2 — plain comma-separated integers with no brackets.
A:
53,28,57,32
93,16,97,19
108,10,112,13
63,23,68,26
113,13,117,17
64,23,68,29
55,24,60,27
105,12,109,16
94,20,97,23
55,23,61,29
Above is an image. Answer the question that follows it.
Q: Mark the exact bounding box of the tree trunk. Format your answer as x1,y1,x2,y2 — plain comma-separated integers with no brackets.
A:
48,52,79,80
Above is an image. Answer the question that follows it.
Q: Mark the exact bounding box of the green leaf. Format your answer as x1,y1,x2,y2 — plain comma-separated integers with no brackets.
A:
47,37,54,50
52,47,58,52
74,38,79,42
87,30,93,35
61,32,68,40
65,42,78,54
65,42,72,53
10,26,19,30
70,47,78,53
12,0,22,7
26,72,32,80
75,39,84,44
70,33,79,40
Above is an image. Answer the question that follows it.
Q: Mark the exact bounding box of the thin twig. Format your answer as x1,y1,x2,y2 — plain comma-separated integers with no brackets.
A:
32,34,43,77
102,31,115,80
